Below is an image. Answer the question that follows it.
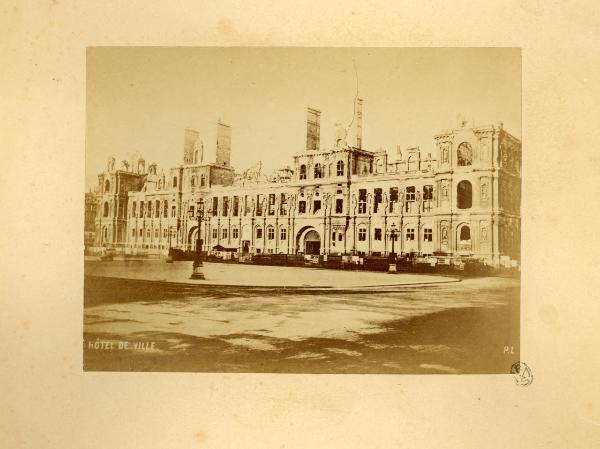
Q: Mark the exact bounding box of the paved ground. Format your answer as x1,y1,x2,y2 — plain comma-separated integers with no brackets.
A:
83,261,520,374
85,260,456,288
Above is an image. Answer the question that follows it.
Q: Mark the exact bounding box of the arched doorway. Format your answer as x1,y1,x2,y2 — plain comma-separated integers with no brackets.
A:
304,230,321,255
457,224,472,253
187,226,202,251
296,227,321,255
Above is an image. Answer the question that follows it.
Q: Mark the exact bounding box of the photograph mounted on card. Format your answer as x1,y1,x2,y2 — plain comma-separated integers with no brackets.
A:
84,47,521,374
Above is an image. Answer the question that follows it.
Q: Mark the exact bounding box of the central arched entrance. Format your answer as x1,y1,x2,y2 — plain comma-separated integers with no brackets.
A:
296,227,321,255
303,230,321,255
187,226,203,251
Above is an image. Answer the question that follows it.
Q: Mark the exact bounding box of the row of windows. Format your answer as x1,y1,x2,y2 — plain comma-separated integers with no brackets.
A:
356,228,434,242
130,200,177,218
299,160,345,180
131,228,170,239
126,180,474,222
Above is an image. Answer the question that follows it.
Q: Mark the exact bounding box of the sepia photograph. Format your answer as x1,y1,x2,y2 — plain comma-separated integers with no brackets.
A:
84,47,521,374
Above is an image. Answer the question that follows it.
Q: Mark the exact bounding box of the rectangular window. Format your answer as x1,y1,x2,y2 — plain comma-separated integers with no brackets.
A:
244,195,250,216
189,205,195,218
155,200,160,218
140,201,144,218
298,201,306,214
139,229,143,237
212,197,218,216
358,228,367,241
374,188,382,213
405,186,416,212
423,185,433,200
423,185,433,212
154,229,159,238
374,228,382,241
132,202,137,217
358,189,367,214
268,194,276,215
232,228,239,239
389,187,398,213
424,228,433,242
163,229,168,238
256,228,263,239
171,205,176,218
232,196,239,217
163,200,168,218
212,228,218,239
147,202,152,217
406,228,415,241
256,195,263,216
222,228,228,239
280,193,287,215
338,232,343,241
222,196,228,216
146,229,151,239
280,228,287,240
267,227,275,240
335,198,343,214
313,200,321,213
132,228,136,237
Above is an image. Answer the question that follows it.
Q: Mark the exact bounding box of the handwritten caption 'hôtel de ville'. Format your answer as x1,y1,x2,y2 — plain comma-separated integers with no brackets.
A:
87,339,158,352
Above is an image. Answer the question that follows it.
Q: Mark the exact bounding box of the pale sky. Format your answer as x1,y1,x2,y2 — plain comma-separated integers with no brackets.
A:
86,47,521,189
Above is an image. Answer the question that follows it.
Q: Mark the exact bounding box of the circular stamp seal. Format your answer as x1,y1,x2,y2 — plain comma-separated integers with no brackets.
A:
510,361,533,386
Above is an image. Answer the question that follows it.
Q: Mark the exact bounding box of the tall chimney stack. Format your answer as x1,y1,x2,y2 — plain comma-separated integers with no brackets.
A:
353,98,363,149
183,128,200,165
216,121,231,167
306,107,321,151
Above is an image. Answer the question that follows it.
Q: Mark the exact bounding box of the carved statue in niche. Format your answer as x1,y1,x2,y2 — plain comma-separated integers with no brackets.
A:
481,226,488,242
440,143,450,164
457,142,473,166
441,226,448,242
480,138,489,163
481,182,489,200
442,184,449,200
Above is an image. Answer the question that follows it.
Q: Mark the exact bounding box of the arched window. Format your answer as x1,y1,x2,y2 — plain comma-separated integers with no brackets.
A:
200,174,206,186
336,160,344,176
104,179,110,192
299,164,307,180
173,176,178,188
314,163,322,179
460,225,471,241
457,180,472,209
103,202,109,217
407,155,416,171
457,142,473,166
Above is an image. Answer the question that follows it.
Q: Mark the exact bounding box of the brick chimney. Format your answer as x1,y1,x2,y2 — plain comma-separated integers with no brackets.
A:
306,107,321,151
216,121,231,167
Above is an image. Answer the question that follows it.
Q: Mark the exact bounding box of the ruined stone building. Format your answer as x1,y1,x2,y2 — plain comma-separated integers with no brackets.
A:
90,100,521,266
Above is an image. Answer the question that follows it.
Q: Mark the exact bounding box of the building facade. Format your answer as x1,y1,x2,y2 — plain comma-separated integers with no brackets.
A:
90,101,521,266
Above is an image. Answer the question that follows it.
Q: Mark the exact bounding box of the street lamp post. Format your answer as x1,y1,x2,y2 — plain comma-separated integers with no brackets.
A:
388,223,398,273
188,201,205,280
389,223,398,256
166,225,174,263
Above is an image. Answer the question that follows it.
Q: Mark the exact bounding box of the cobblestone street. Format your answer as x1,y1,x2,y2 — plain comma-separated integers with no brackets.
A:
84,261,519,373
